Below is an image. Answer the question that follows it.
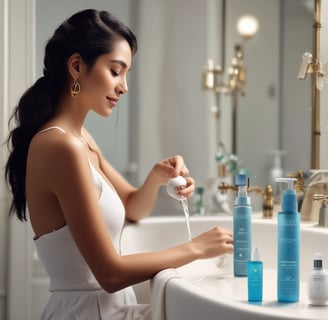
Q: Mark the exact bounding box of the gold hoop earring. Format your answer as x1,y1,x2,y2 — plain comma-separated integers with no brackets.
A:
71,79,80,98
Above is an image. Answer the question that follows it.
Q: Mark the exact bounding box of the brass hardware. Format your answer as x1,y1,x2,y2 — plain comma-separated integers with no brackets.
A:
297,0,323,169
312,193,328,227
262,185,274,218
201,0,258,157
218,181,236,193
312,0,321,169
287,169,306,194
313,193,328,202
218,182,274,218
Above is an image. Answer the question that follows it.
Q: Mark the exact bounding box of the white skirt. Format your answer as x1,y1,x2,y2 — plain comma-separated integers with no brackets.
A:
38,287,151,320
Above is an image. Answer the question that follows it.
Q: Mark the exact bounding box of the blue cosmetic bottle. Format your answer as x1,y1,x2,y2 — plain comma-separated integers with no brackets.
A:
233,174,252,277
276,178,300,302
248,247,263,302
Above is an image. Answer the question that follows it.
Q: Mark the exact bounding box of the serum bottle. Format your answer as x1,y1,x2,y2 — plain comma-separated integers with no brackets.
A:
276,178,300,302
248,247,263,302
233,173,252,277
308,252,328,305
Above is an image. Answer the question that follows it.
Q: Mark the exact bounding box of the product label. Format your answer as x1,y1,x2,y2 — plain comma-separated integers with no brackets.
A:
278,213,300,301
248,262,263,302
233,206,252,276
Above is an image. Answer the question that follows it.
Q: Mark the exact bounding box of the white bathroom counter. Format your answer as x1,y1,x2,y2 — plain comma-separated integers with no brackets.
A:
121,215,328,319
172,260,328,320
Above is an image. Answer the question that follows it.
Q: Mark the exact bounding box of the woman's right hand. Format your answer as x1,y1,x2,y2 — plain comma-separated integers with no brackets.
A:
191,227,233,259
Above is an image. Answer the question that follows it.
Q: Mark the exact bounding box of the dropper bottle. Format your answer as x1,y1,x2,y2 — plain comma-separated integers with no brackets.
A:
275,178,300,302
247,247,263,302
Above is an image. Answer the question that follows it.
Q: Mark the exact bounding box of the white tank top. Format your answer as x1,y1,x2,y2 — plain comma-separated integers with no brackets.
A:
32,127,150,319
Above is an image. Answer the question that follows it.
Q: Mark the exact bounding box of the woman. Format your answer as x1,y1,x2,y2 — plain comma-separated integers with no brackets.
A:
5,9,233,320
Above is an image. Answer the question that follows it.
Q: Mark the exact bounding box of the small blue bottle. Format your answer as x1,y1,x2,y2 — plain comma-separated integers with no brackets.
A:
248,247,263,302
276,178,300,302
233,174,252,277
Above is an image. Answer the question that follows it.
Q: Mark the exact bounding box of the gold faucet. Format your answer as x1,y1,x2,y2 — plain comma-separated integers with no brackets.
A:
312,194,328,227
218,182,274,218
300,170,328,221
287,169,306,197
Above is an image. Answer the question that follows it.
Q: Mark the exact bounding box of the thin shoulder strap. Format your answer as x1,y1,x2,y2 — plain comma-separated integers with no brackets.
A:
36,126,66,136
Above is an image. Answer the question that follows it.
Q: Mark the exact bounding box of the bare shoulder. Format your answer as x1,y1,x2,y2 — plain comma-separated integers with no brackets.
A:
28,129,89,183
30,129,84,160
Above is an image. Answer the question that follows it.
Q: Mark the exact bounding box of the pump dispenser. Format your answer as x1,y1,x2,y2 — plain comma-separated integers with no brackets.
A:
233,173,252,277
276,178,300,302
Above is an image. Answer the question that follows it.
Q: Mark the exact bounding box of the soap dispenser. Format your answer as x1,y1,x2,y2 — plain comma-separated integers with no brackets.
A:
233,173,252,277
276,178,300,302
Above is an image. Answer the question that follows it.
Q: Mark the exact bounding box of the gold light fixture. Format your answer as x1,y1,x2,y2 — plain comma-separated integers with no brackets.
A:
297,0,325,169
201,2,259,158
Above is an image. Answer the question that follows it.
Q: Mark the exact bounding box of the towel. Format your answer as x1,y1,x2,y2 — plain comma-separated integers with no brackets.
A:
150,268,182,320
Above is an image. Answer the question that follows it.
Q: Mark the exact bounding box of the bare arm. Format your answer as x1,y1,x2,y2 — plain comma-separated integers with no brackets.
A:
48,136,233,294
82,128,194,221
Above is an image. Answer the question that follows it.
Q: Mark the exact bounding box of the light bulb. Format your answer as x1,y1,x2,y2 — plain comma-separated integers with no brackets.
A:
236,15,259,40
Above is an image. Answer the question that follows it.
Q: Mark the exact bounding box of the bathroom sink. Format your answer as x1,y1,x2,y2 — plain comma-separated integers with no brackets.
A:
121,214,328,319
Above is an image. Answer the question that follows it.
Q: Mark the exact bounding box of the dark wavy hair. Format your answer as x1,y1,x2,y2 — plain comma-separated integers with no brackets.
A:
5,9,137,221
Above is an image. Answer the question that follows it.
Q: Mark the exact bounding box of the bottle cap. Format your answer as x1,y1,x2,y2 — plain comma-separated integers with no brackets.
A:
313,252,323,270
252,247,261,261
276,178,297,212
235,173,248,186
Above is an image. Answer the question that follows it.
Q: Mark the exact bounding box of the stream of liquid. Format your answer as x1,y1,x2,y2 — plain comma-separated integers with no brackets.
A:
180,197,192,241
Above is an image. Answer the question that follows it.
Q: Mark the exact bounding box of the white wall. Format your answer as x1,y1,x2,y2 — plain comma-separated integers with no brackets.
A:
1,1,36,320
320,0,328,167
35,0,133,175
134,0,210,185
1,1,327,319
0,1,9,319
223,0,281,188
134,0,313,191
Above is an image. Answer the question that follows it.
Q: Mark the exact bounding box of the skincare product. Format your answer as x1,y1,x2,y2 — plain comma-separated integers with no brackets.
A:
308,252,328,305
167,176,187,200
167,176,192,241
233,173,252,277
276,178,300,302
193,186,205,215
247,247,263,302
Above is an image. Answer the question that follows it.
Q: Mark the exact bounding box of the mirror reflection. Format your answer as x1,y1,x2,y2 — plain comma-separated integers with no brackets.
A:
35,0,313,205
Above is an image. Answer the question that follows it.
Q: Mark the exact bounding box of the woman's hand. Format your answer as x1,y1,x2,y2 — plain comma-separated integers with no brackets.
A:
124,155,195,221
191,227,234,259
151,155,195,198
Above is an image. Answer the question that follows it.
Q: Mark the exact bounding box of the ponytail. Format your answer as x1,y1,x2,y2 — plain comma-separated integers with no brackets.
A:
5,76,55,221
5,9,137,221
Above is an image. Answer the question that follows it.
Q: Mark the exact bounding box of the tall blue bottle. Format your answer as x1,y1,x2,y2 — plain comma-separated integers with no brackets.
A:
233,174,252,277
276,178,300,302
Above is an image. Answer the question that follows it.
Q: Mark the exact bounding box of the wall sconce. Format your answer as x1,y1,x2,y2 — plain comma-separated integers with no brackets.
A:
298,51,328,89
202,12,259,156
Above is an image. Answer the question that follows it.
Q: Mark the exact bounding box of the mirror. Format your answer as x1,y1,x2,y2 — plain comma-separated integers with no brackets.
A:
34,0,313,196
128,0,313,195
222,0,313,186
